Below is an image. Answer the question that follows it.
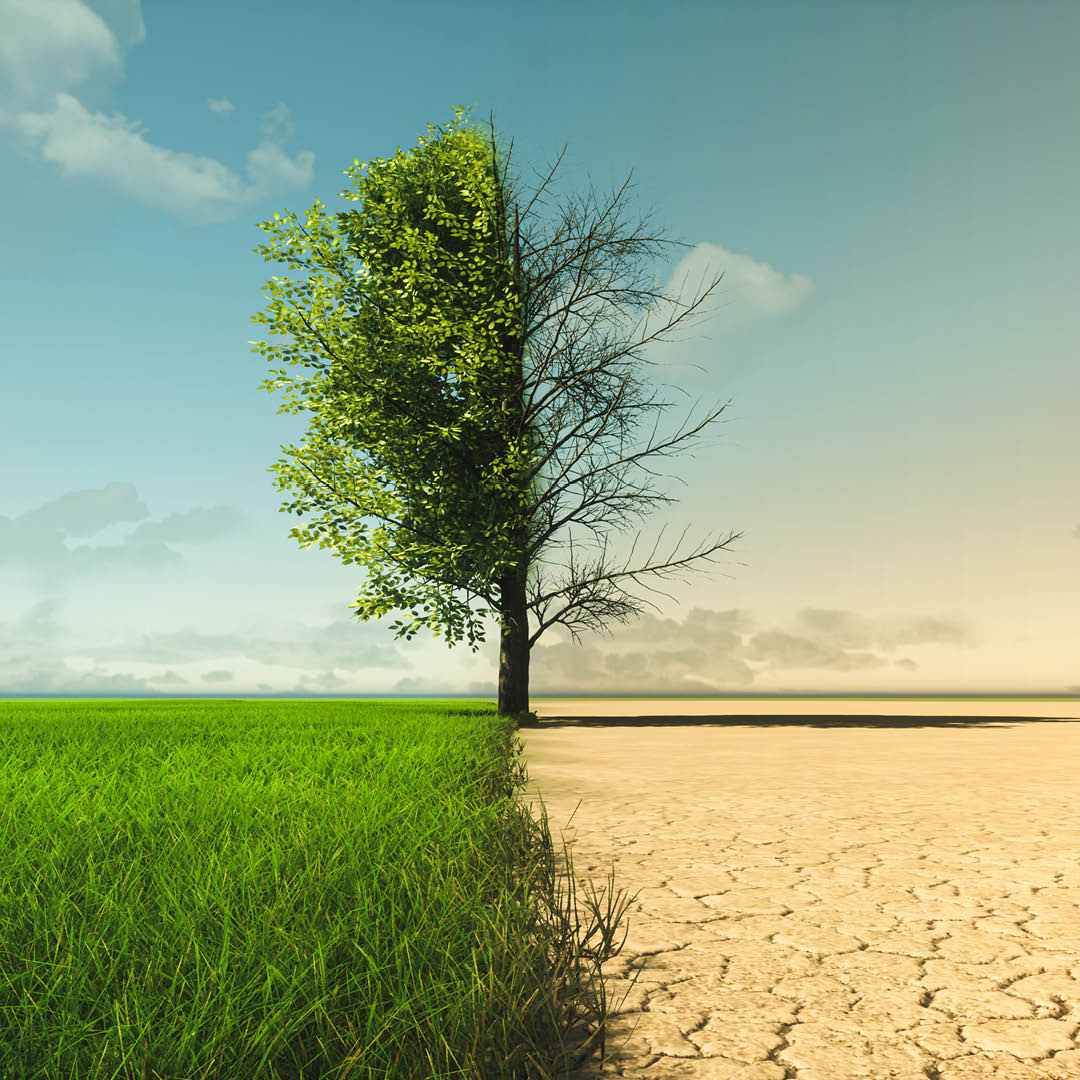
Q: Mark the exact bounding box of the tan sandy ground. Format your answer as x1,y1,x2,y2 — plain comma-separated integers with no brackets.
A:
514,699,1080,1080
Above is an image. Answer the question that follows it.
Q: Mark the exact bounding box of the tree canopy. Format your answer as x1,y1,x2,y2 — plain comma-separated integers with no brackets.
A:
251,105,538,651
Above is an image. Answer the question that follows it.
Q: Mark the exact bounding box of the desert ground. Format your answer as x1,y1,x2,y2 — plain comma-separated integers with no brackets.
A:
514,699,1080,1079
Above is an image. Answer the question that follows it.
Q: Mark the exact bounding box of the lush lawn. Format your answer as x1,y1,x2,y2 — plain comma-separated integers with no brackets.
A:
0,699,639,1079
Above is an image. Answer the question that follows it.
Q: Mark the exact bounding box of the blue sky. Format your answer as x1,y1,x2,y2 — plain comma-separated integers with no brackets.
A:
1,0,1077,698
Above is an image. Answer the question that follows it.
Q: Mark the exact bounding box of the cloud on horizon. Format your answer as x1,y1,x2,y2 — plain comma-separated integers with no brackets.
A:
0,567,980,696
0,482,991,697
524,605,978,696
0,0,313,223
0,596,417,696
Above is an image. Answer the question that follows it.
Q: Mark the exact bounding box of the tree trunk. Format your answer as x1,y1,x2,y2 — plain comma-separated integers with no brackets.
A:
497,565,530,718
495,194,533,722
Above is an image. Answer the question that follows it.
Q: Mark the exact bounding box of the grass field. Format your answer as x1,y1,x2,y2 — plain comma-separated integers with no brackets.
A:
0,699,641,1080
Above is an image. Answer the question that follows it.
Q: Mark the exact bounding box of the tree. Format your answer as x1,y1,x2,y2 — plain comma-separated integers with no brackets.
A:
249,105,743,722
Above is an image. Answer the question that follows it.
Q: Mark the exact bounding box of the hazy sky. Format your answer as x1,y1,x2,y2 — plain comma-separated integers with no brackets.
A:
2,0,1077,699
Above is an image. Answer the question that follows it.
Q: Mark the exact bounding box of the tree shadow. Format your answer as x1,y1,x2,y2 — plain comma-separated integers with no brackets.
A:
528,712,1080,730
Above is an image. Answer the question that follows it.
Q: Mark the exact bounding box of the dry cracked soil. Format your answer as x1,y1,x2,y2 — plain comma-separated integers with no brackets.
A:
514,699,1080,1080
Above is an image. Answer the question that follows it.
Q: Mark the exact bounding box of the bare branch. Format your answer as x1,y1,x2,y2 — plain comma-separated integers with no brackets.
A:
525,524,744,648
523,394,734,562
520,265,727,432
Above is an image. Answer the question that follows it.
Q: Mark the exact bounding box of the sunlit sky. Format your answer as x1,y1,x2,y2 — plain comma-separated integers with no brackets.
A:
1,0,1077,699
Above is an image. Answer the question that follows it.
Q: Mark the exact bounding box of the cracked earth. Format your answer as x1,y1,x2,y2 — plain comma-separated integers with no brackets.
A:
515,700,1080,1079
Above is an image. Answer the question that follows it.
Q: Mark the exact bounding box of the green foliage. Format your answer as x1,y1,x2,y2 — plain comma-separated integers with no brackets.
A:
250,106,538,651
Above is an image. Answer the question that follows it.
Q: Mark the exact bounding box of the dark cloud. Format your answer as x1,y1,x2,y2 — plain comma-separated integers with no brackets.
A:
200,669,234,683
3,599,65,644
742,629,889,672
0,483,249,582
74,619,411,672
871,614,975,649
0,659,160,695
295,670,348,691
530,636,756,696
124,506,247,546
789,608,878,648
789,608,972,651
525,604,975,694
17,482,150,537
598,607,755,646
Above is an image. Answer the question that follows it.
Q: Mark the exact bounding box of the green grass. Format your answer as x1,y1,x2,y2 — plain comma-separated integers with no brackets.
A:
0,699,644,1080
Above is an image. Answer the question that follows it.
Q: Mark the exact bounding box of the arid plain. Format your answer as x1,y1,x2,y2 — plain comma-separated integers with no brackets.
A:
514,699,1080,1079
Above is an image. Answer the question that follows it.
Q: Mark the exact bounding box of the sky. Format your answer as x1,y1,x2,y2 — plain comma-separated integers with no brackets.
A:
1,0,1077,700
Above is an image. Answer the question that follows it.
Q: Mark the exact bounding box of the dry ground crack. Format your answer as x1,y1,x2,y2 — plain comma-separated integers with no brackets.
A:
517,699,1080,1080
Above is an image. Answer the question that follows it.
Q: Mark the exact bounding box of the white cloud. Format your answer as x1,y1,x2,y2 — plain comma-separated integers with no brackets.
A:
258,100,293,142
0,0,126,102
637,241,815,379
665,242,814,324
206,95,234,117
0,0,313,224
9,92,314,224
